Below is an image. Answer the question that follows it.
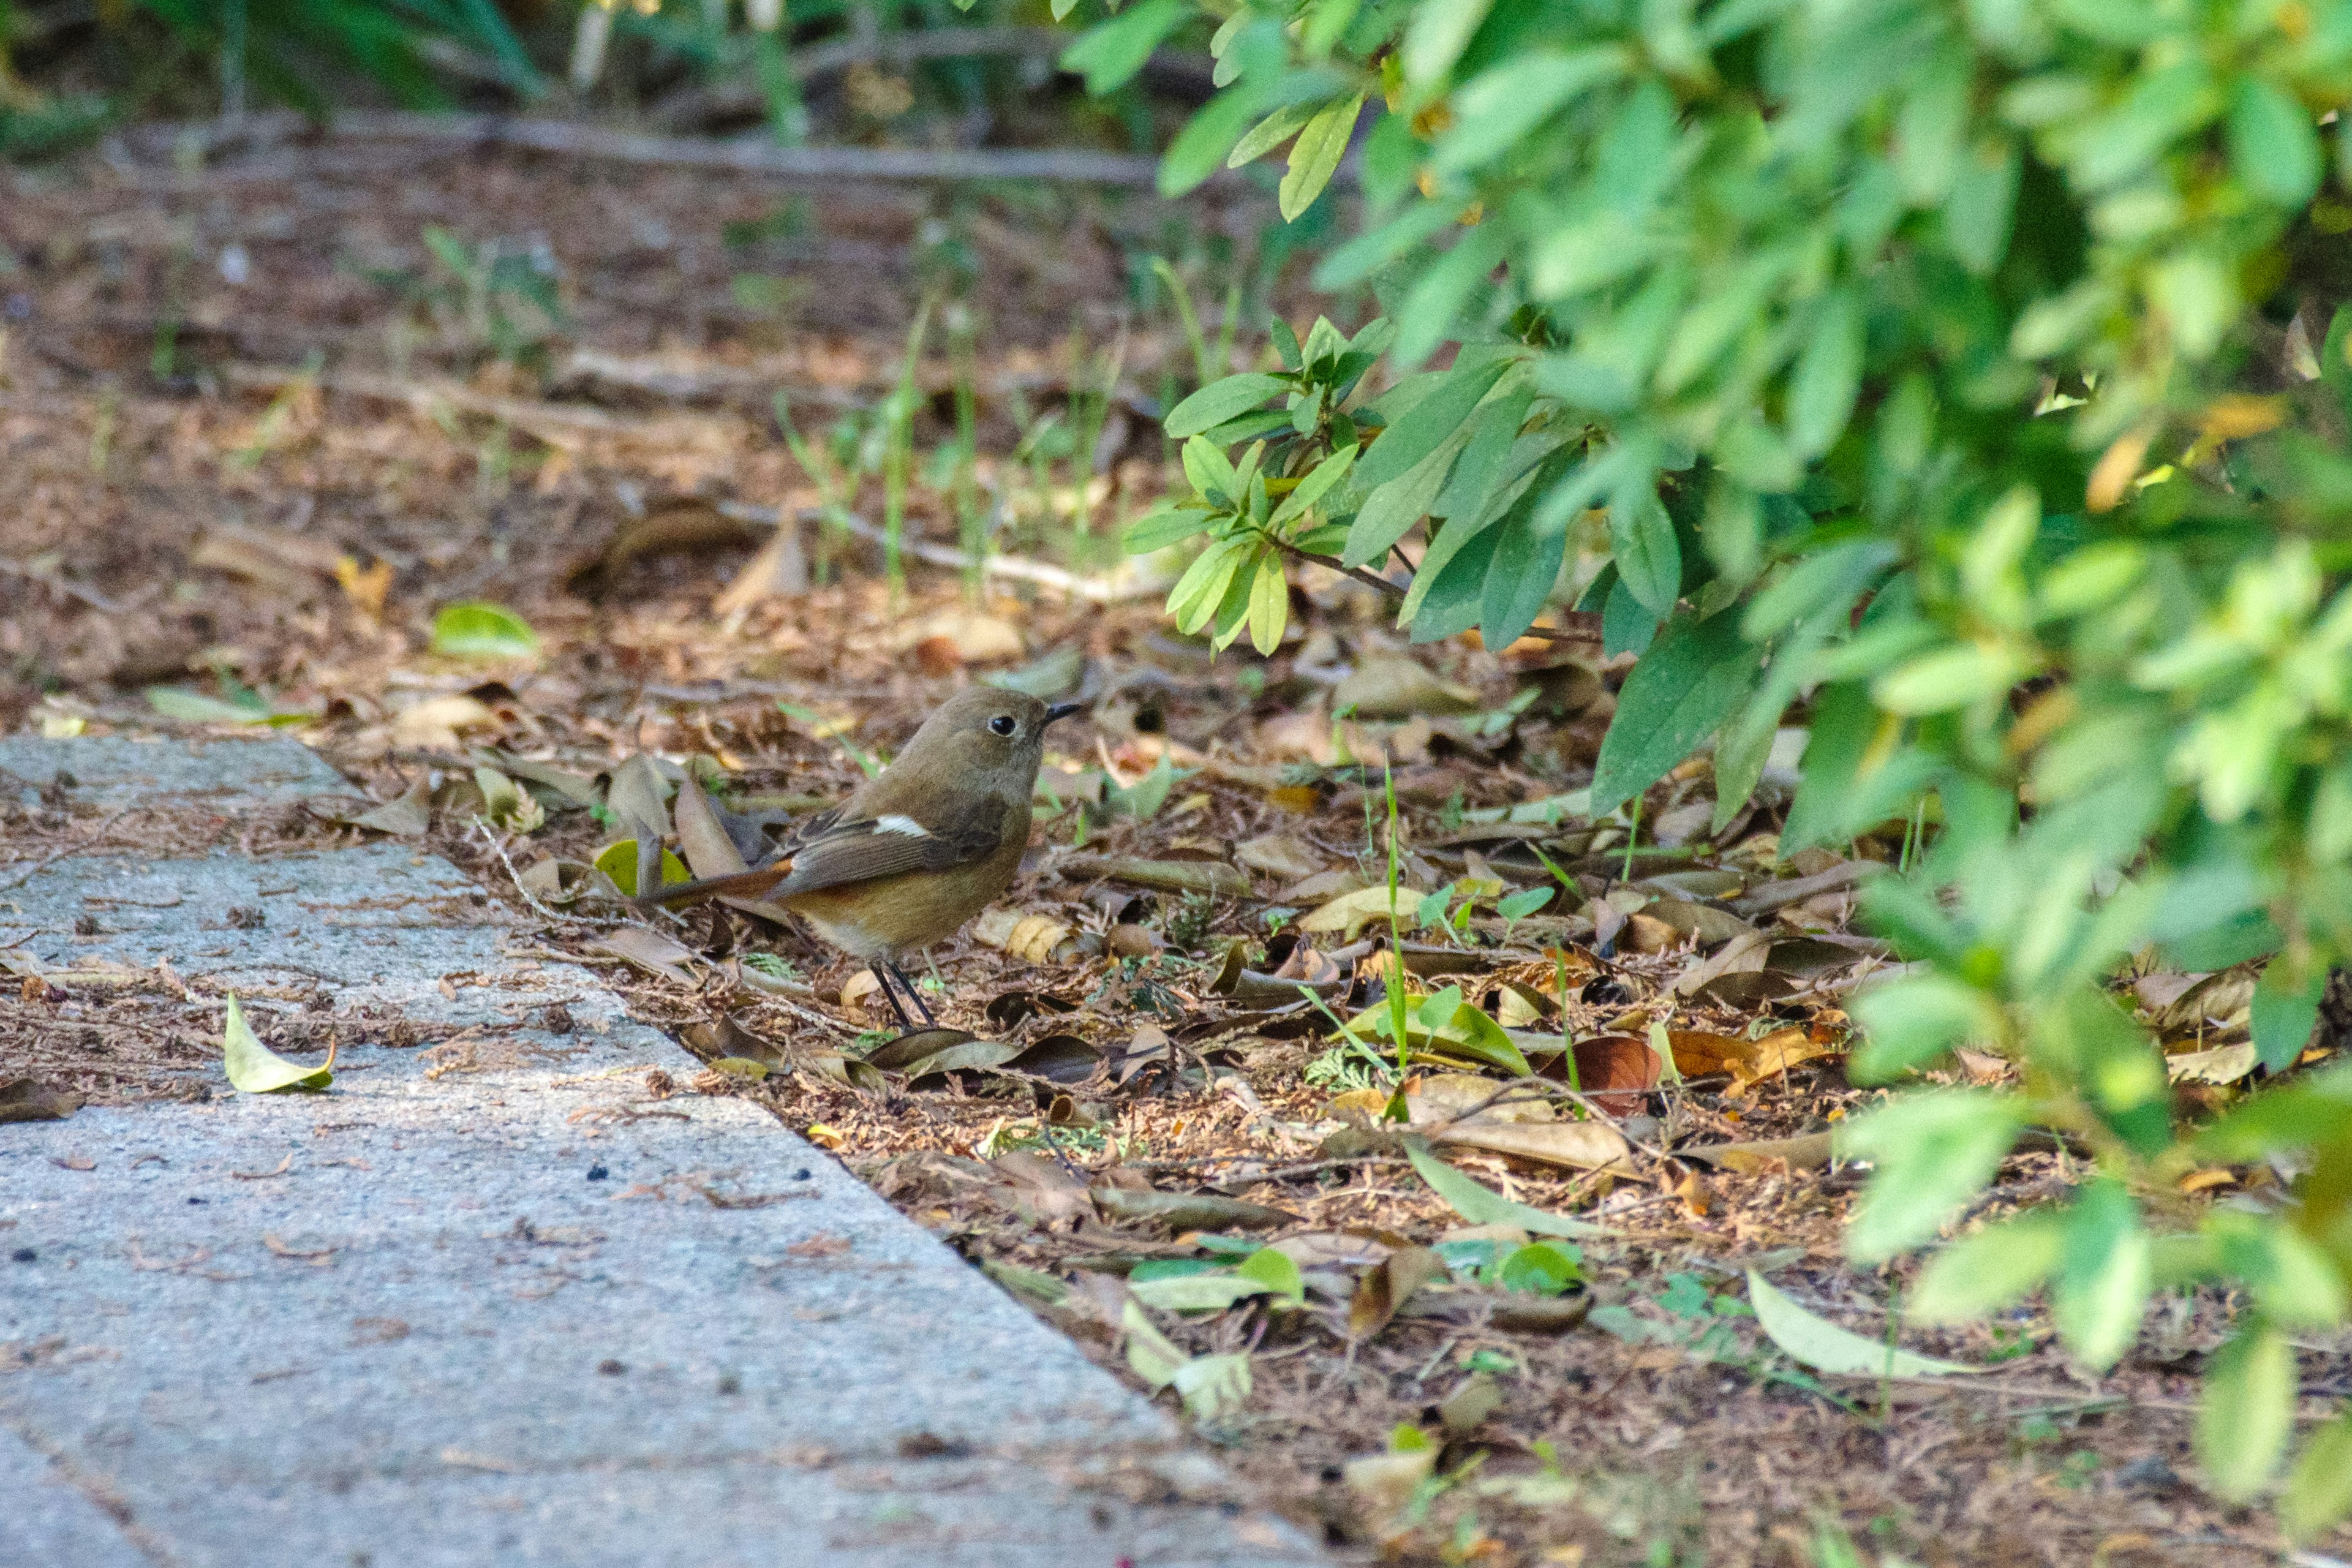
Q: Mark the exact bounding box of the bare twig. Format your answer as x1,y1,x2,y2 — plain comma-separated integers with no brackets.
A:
1203,1153,1410,1191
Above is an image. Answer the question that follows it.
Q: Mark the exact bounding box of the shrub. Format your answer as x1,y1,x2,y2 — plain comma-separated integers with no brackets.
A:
1098,0,2352,1527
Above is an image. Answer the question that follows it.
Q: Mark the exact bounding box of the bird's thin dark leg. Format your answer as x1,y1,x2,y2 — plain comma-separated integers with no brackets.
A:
889,961,938,1027
870,964,919,1035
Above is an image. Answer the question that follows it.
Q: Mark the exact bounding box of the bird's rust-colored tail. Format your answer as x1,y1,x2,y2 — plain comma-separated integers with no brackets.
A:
636,858,793,910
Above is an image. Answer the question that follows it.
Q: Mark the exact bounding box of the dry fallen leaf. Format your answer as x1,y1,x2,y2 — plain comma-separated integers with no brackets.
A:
388,693,497,752
971,907,1076,963
1298,884,1425,937
1433,1118,1634,1173
1667,1026,1836,1093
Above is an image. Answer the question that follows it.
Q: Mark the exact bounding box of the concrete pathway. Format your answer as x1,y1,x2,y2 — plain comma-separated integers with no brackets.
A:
0,737,1325,1568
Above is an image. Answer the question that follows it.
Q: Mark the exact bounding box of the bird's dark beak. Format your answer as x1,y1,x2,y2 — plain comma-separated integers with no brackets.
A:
1044,702,1084,726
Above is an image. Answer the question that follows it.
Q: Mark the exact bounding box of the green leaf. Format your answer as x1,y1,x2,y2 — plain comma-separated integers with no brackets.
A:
1404,1137,1608,1238
146,687,274,725
1172,1351,1253,1419
1246,550,1289,657
1228,100,1319,168
1787,290,1864,459
2227,77,2322,207
1432,48,1629,174
1589,609,1757,815
592,839,690,898
1837,1090,2022,1264
2283,1409,2352,1542
1850,973,1996,1083
1345,427,1472,568
1123,504,1215,555
222,993,333,1093
1479,502,1569,652
1498,1241,1582,1295
1128,1272,1273,1311
2052,1179,2152,1372
1059,0,1188,96
1356,358,1515,492
1498,887,1553,921
1748,1272,1981,1377
1122,1298,1190,1388
1236,1245,1306,1305
1910,1212,2067,1323
1872,641,2027,716
1167,374,1290,440
2251,956,2324,1072
431,601,540,662
1401,0,1494,86
1268,443,1360,528
2199,1321,2296,1502
1608,480,1681,616
1394,226,1509,369
1168,539,1248,633
1942,137,2020,274
1280,92,1366,221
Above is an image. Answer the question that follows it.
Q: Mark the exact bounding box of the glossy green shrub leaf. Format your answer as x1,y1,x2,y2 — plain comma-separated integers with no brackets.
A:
1588,608,1756,815
1167,375,1291,440
2251,957,2324,1072
1281,92,1366,220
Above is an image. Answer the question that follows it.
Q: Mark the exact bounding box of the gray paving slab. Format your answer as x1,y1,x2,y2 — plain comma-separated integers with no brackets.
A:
1,738,1328,1568
0,736,355,810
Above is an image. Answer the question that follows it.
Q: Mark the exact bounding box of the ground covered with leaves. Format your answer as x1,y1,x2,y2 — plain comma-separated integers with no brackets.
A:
2,137,2343,1567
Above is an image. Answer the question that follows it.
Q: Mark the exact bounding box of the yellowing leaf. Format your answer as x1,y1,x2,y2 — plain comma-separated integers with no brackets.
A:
222,994,333,1094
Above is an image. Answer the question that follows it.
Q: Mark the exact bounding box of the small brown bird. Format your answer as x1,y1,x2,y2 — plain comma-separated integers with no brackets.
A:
641,687,1082,1031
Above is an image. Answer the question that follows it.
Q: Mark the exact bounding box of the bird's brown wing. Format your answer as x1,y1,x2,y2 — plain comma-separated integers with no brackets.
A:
776,796,1012,895
638,796,1014,910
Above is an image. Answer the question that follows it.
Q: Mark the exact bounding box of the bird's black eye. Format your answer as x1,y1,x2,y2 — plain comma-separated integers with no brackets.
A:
989,715,1017,737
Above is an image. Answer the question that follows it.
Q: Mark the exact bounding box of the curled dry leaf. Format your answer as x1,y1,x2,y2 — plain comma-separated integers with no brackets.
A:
1234,832,1328,881
2166,1042,2261,1085
1677,1131,1838,1174
388,693,496,752
584,927,703,986
1551,1033,1660,1115
354,777,433,837
1667,1026,1838,1092
1643,898,1757,948
1349,1245,1448,1341
671,769,748,880
971,907,1076,964
1299,884,1425,937
1434,1118,1634,1174
605,754,674,840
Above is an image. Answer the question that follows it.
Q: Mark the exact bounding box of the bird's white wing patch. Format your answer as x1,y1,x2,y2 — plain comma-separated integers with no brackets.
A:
872,814,931,837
